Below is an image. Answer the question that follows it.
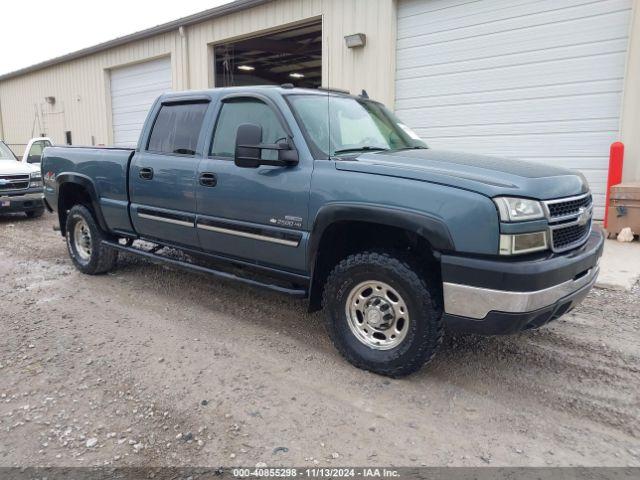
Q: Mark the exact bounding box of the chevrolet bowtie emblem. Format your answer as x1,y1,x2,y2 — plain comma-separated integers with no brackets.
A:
577,207,591,226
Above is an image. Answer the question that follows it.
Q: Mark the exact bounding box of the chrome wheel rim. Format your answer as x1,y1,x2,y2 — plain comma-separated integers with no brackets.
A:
346,281,410,350
73,218,92,261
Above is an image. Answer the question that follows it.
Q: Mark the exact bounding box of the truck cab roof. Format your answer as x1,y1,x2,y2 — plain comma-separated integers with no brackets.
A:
156,85,362,103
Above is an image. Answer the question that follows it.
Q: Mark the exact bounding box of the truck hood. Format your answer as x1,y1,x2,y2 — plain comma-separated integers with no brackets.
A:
335,149,588,200
0,160,39,175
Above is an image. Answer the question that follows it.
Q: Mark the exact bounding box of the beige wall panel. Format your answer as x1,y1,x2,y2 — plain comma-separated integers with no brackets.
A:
0,0,397,153
186,0,396,106
621,0,640,182
0,31,179,152
0,99,5,139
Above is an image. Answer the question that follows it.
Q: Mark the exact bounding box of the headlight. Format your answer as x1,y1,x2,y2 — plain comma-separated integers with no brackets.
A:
499,231,548,255
30,172,42,188
494,197,545,222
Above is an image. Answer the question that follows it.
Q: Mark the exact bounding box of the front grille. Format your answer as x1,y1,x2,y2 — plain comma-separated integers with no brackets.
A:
0,174,30,191
551,222,591,250
543,192,593,252
547,194,592,219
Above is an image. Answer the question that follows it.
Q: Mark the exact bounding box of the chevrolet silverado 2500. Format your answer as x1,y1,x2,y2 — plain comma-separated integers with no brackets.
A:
1,140,45,218
41,86,604,377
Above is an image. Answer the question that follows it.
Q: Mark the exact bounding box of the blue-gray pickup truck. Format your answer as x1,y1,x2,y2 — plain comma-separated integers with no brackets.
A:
41,86,604,377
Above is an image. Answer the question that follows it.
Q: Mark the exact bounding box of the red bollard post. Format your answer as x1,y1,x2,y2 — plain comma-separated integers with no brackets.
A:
604,142,624,229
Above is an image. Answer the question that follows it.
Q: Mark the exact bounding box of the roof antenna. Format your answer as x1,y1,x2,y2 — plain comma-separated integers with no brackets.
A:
360,89,369,99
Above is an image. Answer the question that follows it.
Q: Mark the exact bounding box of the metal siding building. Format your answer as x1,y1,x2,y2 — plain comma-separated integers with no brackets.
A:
0,0,639,219
395,0,635,218
0,0,397,151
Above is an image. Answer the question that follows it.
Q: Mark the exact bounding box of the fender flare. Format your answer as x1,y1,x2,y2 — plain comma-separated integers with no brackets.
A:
308,203,455,269
56,173,109,233
306,203,455,311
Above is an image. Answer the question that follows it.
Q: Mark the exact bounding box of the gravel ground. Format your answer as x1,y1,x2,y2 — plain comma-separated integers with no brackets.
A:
0,213,639,468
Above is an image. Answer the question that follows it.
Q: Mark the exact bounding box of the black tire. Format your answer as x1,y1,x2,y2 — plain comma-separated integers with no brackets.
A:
26,209,44,219
322,251,443,377
65,205,118,275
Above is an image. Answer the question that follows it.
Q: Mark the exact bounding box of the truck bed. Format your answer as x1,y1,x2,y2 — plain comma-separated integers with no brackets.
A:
42,146,136,234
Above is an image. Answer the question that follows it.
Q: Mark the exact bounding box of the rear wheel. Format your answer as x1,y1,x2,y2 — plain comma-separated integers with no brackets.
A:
323,251,443,377
65,205,118,274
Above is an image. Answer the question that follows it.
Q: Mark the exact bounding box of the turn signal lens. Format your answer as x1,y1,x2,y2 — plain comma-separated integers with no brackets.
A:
499,232,548,255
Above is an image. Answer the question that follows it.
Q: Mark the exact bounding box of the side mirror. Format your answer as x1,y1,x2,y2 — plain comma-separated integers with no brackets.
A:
234,124,263,169
234,123,299,169
27,155,42,164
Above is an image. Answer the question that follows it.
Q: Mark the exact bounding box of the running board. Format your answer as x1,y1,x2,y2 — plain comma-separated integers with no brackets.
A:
102,240,308,298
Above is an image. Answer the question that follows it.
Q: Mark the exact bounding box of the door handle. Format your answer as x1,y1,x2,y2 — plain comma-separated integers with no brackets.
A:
139,167,154,180
199,172,217,187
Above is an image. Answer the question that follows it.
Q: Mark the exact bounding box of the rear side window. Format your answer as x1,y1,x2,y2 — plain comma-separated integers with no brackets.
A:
147,102,208,155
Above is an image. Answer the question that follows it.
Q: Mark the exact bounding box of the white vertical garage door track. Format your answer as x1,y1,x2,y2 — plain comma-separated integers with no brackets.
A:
396,0,633,218
110,57,172,148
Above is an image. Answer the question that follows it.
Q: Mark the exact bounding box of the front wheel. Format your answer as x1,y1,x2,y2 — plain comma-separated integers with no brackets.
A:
323,251,443,377
65,205,118,275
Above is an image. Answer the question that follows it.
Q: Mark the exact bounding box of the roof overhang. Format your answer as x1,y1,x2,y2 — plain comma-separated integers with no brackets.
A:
0,0,273,82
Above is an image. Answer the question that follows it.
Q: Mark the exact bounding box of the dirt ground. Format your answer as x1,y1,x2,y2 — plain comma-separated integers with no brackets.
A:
0,212,638,468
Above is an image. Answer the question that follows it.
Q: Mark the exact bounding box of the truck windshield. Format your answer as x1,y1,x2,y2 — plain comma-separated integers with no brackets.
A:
0,142,17,161
287,94,427,158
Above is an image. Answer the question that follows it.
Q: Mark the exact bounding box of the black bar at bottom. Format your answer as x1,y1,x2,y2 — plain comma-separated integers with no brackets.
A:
102,240,307,298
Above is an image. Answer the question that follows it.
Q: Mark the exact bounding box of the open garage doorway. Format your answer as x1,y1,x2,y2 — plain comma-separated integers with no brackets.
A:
214,21,322,89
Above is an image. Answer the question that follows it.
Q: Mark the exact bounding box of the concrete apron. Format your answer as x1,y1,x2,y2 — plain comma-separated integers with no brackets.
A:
595,239,640,291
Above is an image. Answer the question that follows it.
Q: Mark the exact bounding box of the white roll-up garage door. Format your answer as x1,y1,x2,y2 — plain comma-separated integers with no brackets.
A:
395,0,633,218
110,57,172,147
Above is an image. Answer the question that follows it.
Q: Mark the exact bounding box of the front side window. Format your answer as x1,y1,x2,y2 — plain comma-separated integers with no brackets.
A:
0,142,17,161
287,94,427,158
147,102,209,155
211,99,287,160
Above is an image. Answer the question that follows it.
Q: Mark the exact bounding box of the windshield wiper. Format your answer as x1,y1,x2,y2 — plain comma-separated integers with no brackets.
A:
333,146,390,155
395,146,428,151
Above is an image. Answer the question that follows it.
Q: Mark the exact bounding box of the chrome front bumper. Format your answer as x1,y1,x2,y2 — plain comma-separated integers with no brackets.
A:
443,265,600,320
0,192,45,202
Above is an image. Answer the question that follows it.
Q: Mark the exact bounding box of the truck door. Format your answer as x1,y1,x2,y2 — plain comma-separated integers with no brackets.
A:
129,100,209,247
195,95,311,273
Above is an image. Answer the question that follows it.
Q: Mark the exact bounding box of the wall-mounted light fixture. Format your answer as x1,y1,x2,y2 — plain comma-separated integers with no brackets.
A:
344,33,366,49
44,96,56,106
